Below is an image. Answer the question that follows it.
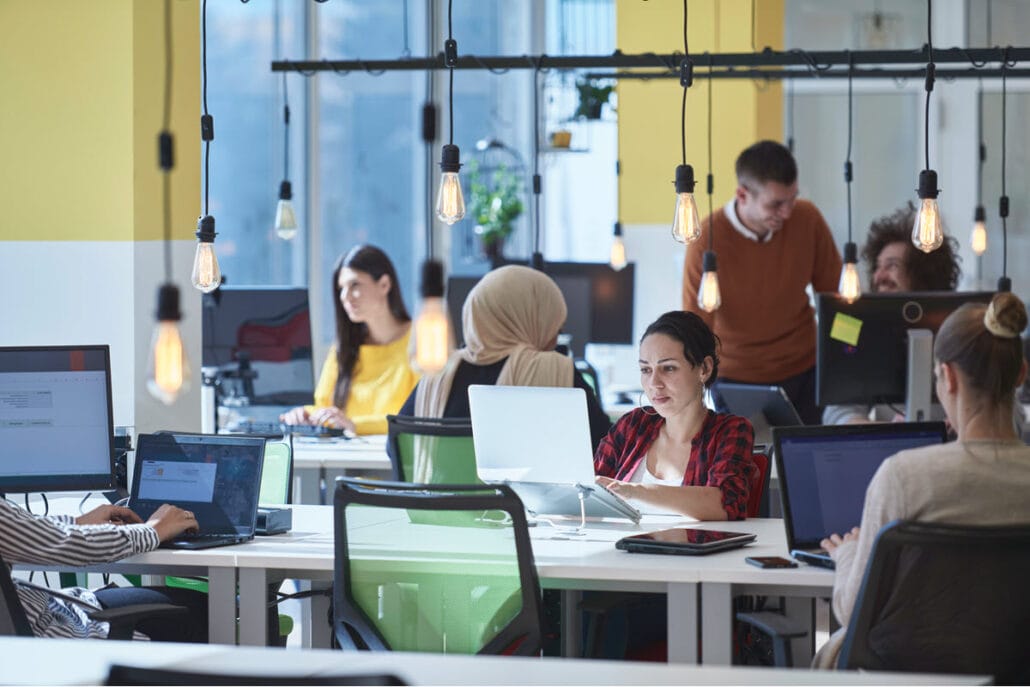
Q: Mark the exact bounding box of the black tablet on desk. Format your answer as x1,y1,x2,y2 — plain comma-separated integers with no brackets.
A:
616,528,756,555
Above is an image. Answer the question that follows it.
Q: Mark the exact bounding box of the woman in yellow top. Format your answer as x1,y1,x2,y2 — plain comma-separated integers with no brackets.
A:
281,245,419,435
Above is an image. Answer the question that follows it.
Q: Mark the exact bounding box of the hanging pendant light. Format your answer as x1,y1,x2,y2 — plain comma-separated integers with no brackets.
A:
698,250,721,313
435,18,465,226
192,0,223,290
148,1,191,404
275,71,298,240
411,260,454,374
837,52,861,304
609,222,627,271
671,3,700,246
911,1,944,254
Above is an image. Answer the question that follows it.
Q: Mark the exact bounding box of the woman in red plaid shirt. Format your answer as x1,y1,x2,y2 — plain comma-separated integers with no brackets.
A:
595,311,756,520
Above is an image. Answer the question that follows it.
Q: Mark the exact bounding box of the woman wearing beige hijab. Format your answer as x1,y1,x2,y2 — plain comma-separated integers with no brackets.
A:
398,265,611,449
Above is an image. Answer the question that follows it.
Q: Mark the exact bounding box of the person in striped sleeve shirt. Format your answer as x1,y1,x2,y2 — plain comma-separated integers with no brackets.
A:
1,498,207,641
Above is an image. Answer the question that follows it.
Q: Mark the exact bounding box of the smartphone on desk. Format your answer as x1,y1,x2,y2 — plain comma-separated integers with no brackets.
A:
745,555,798,569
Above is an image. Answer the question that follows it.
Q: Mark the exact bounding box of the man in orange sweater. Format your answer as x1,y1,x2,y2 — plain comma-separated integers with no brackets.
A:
683,140,841,425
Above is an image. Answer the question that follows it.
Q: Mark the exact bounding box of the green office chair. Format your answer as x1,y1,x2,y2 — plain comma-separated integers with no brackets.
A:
167,440,294,643
386,415,478,484
332,478,543,655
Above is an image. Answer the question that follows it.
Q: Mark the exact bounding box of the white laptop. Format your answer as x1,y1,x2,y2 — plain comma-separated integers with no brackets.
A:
468,385,641,523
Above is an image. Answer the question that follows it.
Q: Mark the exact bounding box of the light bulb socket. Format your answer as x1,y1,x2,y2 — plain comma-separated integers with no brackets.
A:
679,58,693,88
421,102,437,144
155,283,182,322
843,160,853,183
158,131,174,172
916,169,939,200
195,215,217,243
200,114,214,142
278,180,293,201
420,259,445,299
702,250,718,273
843,241,857,264
444,39,458,68
613,222,623,237
674,164,697,194
999,195,1010,219
998,276,1012,293
439,144,462,173
974,205,986,222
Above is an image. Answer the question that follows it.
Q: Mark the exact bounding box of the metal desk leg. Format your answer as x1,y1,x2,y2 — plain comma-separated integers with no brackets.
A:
700,582,733,664
561,590,582,658
667,582,700,664
238,567,270,646
207,566,238,645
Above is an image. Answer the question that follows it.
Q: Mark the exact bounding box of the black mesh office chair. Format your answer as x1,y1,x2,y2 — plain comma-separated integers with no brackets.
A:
1,553,186,640
332,478,543,655
838,520,1030,683
105,665,404,685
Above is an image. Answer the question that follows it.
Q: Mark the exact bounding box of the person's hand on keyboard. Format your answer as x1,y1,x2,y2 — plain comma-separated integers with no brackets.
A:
308,406,356,434
75,504,143,527
145,504,200,542
280,406,313,426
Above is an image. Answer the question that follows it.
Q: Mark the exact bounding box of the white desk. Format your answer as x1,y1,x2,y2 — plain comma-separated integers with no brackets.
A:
290,434,392,503
0,637,988,685
229,507,833,665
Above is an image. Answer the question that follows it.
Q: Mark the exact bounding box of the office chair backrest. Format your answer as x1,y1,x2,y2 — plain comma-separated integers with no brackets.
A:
839,520,1030,683
105,665,405,685
746,450,770,519
386,415,477,484
0,554,34,636
573,358,601,398
260,440,293,504
333,478,543,656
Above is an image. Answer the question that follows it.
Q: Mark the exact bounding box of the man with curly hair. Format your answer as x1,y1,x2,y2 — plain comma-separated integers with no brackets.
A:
862,203,961,293
823,204,962,424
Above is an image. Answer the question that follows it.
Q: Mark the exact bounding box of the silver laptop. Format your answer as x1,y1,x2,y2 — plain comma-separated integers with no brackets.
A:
715,382,804,446
130,433,266,549
468,385,640,523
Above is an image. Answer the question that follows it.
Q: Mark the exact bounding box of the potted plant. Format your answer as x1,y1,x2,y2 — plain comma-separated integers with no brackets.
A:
575,79,614,120
467,161,524,265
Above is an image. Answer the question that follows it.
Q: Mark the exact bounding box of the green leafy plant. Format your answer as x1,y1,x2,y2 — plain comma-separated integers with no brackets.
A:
467,161,524,252
575,79,614,120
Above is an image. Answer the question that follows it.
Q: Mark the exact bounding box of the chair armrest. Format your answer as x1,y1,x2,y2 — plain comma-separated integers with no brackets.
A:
90,603,188,641
735,610,808,639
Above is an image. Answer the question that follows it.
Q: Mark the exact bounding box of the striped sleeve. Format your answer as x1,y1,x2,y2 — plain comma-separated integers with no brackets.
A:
0,499,159,567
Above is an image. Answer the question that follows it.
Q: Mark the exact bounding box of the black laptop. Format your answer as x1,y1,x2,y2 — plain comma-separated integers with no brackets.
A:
773,422,947,568
130,433,266,549
715,382,804,445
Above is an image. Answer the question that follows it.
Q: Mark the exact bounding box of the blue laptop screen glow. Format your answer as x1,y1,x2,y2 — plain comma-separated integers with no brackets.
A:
131,434,263,535
780,429,944,545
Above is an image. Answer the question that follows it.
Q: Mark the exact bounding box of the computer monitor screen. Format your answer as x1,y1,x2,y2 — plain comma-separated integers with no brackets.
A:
446,262,634,357
202,286,314,405
816,291,994,406
0,345,115,493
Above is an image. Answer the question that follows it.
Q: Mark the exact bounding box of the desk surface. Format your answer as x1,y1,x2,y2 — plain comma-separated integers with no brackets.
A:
0,637,987,685
291,434,391,471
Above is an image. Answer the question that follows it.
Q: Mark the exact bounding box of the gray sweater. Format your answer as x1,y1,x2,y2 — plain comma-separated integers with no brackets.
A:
815,438,1030,668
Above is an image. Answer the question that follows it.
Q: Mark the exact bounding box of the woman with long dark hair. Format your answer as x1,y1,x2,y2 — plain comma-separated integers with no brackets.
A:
282,245,419,435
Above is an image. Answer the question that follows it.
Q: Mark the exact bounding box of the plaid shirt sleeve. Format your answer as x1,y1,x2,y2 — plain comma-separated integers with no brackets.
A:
701,413,756,521
594,409,658,480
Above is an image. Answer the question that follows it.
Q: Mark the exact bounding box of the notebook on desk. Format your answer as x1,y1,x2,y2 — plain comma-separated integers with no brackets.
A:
130,433,266,549
773,422,947,568
468,385,641,524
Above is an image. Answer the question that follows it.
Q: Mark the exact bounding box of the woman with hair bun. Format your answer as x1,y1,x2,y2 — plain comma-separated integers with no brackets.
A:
815,292,1030,668
594,310,756,520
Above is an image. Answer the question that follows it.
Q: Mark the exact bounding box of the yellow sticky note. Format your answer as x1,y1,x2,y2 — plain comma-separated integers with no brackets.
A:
830,313,863,346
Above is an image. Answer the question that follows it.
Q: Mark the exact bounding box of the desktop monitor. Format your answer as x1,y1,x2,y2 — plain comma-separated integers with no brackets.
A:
446,262,634,357
202,286,314,406
0,345,116,493
816,291,994,407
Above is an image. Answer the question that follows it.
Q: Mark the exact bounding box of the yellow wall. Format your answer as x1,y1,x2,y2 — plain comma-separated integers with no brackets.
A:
617,0,784,224
0,0,199,242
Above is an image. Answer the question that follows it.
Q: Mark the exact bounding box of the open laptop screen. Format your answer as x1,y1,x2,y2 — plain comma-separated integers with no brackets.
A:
131,434,265,535
775,423,946,549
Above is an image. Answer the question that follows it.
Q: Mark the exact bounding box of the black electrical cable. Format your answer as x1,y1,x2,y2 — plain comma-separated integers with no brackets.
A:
532,65,542,257
706,51,714,230
845,50,854,246
202,0,212,217
680,0,688,167
751,0,757,53
401,0,410,58
162,0,174,283
786,77,795,152
923,0,933,172
1000,48,1009,286
282,72,290,181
